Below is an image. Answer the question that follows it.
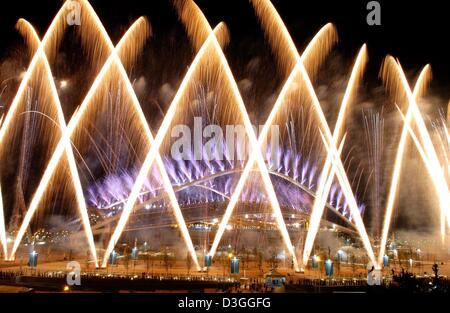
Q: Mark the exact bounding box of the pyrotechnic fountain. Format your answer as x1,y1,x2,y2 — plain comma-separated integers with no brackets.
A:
249,0,376,269
0,183,6,258
0,0,448,276
378,64,433,265
380,59,450,249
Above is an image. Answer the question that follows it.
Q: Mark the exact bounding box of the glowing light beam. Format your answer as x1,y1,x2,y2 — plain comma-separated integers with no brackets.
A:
380,58,450,250
251,0,376,269
9,7,150,264
378,64,433,264
0,182,7,259
302,45,368,269
8,19,98,265
175,0,300,270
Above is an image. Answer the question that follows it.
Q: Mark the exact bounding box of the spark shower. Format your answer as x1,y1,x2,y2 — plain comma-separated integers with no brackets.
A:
0,0,448,274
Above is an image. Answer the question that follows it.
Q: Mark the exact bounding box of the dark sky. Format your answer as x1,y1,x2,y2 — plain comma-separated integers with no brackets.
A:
0,0,449,97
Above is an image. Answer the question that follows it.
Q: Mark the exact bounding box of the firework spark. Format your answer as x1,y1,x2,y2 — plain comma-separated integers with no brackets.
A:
0,182,6,259
250,0,376,268
302,45,372,268
7,19,98,265
8,2,150,264
381,57,450,246
378,64,432,264
100,22,230,269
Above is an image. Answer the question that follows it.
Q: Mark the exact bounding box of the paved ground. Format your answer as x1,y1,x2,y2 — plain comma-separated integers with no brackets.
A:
0,285,32,293
1,257,449,279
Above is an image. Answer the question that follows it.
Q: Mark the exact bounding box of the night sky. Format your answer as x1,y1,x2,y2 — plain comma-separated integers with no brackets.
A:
0,0,449,96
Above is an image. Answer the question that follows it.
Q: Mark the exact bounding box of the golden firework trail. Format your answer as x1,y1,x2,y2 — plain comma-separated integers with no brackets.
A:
448,100,450,123
395,107,450,238
100,22,230,270
396,107,431,165
251,0,376,268
0,112,6,258
378,65,432,264
301,45,369,268
204,24,339,266
8,1,151,265
0,2,69,145
109,0,335,272
0,182,6,259
401,105,450,236
103,0,271,267
440,120,450,178
250,0,337,81
14,3,200,271
380,57,450,247
0,1,90,261
70,0,199,271
175,0,303,270
0,0,447,272
7,19,98,265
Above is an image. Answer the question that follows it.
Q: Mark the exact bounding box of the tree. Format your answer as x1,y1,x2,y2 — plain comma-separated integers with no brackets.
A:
432,263,439,278
186,252,192,275
163,248,170,274
145,253,150,273
124,253,130,274
350,254,356,275
85,250,90,270
269,251,278,270
243,249,250,270
257,251,264,272
220,253,229,276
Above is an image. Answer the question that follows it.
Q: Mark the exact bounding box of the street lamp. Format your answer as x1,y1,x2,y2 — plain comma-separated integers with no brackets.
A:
416,249,422,273
109,250,118,266
131,247,139,260
28,250,38,268
312,255,318,269
231,257,240,274
383,254,389,268
325,259,333,277
143,242,148,252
